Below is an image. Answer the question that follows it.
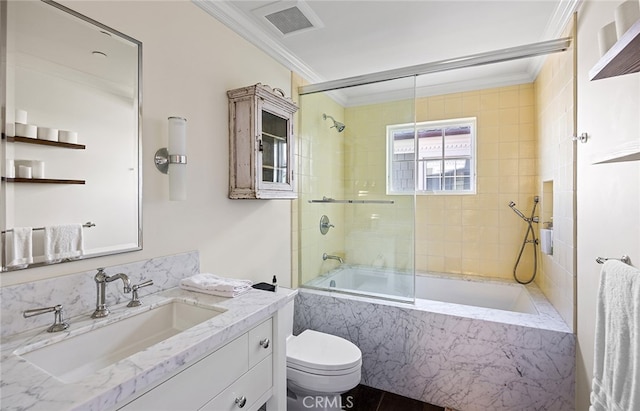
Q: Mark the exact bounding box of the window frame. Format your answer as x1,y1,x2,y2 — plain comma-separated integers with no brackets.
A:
386,117,477,196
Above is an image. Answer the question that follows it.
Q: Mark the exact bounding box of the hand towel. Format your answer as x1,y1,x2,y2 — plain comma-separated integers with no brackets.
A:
180,273,253,297
44,224,84,263
590,260,640,411
7,227,33,268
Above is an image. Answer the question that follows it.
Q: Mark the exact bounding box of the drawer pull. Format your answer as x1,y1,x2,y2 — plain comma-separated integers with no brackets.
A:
235,396,247,408
259,338,270,349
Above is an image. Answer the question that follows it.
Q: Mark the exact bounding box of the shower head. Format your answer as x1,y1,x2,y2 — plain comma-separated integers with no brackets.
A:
323,113,346,133
509,201,526,219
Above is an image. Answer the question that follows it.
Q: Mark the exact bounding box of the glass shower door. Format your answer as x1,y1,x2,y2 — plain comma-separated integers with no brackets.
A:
297,76,416,302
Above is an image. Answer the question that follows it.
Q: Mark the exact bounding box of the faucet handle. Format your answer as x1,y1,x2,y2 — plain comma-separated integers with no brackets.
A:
23,304,70,333
134,279,153,289
94,267,107,281
127,279,154,307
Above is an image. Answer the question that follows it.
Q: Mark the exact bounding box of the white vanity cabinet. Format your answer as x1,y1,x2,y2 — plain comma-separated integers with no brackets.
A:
227,83,298,199
117,318,273,411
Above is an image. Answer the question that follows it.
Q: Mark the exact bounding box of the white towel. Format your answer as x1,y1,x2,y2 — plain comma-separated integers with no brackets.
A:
7,227,33,268
590,260,640,411
44,224,84,263
180,273,252,298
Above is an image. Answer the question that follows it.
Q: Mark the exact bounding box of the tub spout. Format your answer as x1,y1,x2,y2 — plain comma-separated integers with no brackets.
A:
323,253,344,264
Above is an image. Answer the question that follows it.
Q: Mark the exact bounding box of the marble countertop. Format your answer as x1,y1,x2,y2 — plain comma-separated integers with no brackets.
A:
0,286,297,411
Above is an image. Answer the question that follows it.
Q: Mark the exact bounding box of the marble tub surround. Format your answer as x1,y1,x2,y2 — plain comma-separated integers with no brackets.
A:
294,286,575,411
1,286,297,411
0,251,199,338
412,272,572,333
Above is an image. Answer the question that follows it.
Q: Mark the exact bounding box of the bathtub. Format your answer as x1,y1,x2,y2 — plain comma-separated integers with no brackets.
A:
305,266,538,314
297,267,575,411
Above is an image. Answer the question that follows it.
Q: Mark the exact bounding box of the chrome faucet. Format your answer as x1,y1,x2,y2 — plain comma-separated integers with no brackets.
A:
91,268,131,318
322,253,344,264
23,304,70,332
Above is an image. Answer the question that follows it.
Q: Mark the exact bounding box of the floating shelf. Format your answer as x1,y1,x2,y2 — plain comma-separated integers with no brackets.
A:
2,177,85,184
592,140,640,164
6,136,85,149
590,19,640,81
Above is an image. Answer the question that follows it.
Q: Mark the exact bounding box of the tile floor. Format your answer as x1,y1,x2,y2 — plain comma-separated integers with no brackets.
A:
341,384,444,411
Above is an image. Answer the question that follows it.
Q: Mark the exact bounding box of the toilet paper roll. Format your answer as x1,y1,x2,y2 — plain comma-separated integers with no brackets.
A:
540,229,554,256
15,123,37,139
615,0,640,38
37,127,58,142
15,109,27,124
598,22,618,56
58,130,78,144
17,165,32,179
30,160,45,179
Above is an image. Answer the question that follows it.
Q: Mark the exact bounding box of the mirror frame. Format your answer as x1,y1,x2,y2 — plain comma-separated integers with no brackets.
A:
0,0,143,272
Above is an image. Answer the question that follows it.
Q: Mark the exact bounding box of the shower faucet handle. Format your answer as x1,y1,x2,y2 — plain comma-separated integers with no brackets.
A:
319,215,334,235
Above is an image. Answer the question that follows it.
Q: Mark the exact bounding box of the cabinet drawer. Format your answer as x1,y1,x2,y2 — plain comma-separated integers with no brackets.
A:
118,334,249,411
248,318,272,368
199,355,273,411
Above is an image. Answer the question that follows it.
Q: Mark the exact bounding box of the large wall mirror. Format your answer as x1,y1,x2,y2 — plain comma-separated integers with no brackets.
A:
1,0,142,272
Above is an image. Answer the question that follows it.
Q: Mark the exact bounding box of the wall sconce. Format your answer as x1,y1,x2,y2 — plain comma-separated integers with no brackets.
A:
154,116,187,201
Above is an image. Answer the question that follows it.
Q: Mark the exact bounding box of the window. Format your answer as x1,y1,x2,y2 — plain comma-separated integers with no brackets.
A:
387,117,476,194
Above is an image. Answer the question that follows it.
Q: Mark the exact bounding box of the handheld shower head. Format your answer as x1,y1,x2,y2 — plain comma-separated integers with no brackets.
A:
322,113,346,133
509,201,526,219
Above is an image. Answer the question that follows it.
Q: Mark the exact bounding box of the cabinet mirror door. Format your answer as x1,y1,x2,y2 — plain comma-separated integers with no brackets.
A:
260,110,289,186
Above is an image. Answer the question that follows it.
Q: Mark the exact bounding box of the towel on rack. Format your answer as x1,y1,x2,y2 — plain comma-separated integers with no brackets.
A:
7,227,33,268
44,224,84,263
180,273,253,297
590,260,640,411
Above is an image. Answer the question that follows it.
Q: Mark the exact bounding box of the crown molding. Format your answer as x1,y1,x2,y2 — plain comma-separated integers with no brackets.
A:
195,0,580,107
527,0,582,78
192,0,323,85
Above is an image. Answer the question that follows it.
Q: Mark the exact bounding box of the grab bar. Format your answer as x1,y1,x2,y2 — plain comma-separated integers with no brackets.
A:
596,255,631,265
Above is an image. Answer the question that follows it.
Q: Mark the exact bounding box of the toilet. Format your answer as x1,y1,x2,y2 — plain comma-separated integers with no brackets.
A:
286,329,362,410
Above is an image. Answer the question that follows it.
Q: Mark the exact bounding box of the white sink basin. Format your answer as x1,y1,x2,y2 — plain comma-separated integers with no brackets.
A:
17,300,225,383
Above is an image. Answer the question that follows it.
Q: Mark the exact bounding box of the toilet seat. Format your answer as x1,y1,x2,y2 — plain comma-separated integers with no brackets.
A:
288,361,361,376
286,330,362,375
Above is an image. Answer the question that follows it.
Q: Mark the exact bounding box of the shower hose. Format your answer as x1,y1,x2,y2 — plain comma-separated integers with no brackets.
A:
511,198,539,285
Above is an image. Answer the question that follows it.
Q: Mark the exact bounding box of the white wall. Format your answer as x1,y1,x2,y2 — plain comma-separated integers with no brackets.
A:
576,1,640,409
2,1,294,287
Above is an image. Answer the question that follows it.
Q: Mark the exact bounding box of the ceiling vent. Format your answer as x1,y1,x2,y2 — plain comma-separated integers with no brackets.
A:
253,1,323,37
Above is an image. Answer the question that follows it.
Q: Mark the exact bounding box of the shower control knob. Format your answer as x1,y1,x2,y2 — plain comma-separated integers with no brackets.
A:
235,396,247,408
319,215,334,235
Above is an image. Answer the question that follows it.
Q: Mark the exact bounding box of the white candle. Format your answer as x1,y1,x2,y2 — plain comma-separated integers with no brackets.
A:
30,160,45,179
17,165,32,179
615,0,640,39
